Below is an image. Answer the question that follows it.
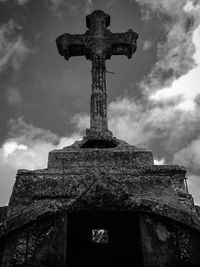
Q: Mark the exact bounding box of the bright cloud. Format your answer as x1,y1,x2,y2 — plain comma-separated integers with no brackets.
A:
151,64,200,111
174,137,200,172
107,94,200,203
150,22,200,111
137,0,200,92
2,141,27,159
188,174,200,204
184,0,200,12
108,97,200,152
193,23,200,64
154,158,165,165
107,0,200,204
72,113,89,133
0,118,82,205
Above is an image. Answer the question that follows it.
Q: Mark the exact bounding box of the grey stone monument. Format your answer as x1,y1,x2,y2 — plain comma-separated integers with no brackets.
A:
0,10,200,267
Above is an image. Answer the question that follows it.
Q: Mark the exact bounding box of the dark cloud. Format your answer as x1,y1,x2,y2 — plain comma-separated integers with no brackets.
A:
0,19,29,74
48,0,94,16
0,0,29,5
8,117,59,144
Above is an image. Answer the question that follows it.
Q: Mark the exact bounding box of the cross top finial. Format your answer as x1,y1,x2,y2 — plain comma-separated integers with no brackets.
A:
86,10,110,30
56,10,138,145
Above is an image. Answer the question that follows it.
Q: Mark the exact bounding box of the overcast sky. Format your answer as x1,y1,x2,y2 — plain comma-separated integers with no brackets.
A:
0,0,200,206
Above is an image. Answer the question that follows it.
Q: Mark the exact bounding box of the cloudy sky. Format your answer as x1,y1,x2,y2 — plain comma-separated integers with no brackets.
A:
0,0,200,206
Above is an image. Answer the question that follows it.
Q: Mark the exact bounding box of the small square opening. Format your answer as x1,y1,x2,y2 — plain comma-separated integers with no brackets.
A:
92,229,109,244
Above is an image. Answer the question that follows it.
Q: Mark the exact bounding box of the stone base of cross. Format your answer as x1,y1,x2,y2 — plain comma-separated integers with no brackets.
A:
83,128,117,148
86,127,113,140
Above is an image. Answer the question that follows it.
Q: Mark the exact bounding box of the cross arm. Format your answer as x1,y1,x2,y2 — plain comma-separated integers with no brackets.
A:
110,29,138,59
56,33,85,60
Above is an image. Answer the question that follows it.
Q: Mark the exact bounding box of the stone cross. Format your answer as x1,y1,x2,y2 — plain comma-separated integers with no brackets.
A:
56,10,138,139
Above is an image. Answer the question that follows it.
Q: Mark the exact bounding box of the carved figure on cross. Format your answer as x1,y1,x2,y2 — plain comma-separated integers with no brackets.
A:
56,10,138,140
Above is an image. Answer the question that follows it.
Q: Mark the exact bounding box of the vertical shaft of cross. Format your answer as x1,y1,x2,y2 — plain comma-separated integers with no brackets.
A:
90,55,108,132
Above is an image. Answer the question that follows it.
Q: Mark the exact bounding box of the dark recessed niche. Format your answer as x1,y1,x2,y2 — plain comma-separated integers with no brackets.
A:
81,139,117,148
67,212,142,267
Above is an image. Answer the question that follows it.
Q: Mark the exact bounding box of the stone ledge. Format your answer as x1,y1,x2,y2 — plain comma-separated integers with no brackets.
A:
48,147,154,169
17,164,186,175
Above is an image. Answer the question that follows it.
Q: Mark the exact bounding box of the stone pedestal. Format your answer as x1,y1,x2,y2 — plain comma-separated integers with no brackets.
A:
0,136,200,266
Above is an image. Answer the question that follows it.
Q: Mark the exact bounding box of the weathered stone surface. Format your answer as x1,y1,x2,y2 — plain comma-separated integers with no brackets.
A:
47,145,154,169
141,213,200,266
0,207,7,222
0,135,200,266
56,10,138,61
1,213,66,267
1,9,200,267
0,138,199,236
195,205,200,218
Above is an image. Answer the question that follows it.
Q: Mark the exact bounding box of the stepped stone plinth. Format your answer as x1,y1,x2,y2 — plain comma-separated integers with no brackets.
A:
48,138,154,169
